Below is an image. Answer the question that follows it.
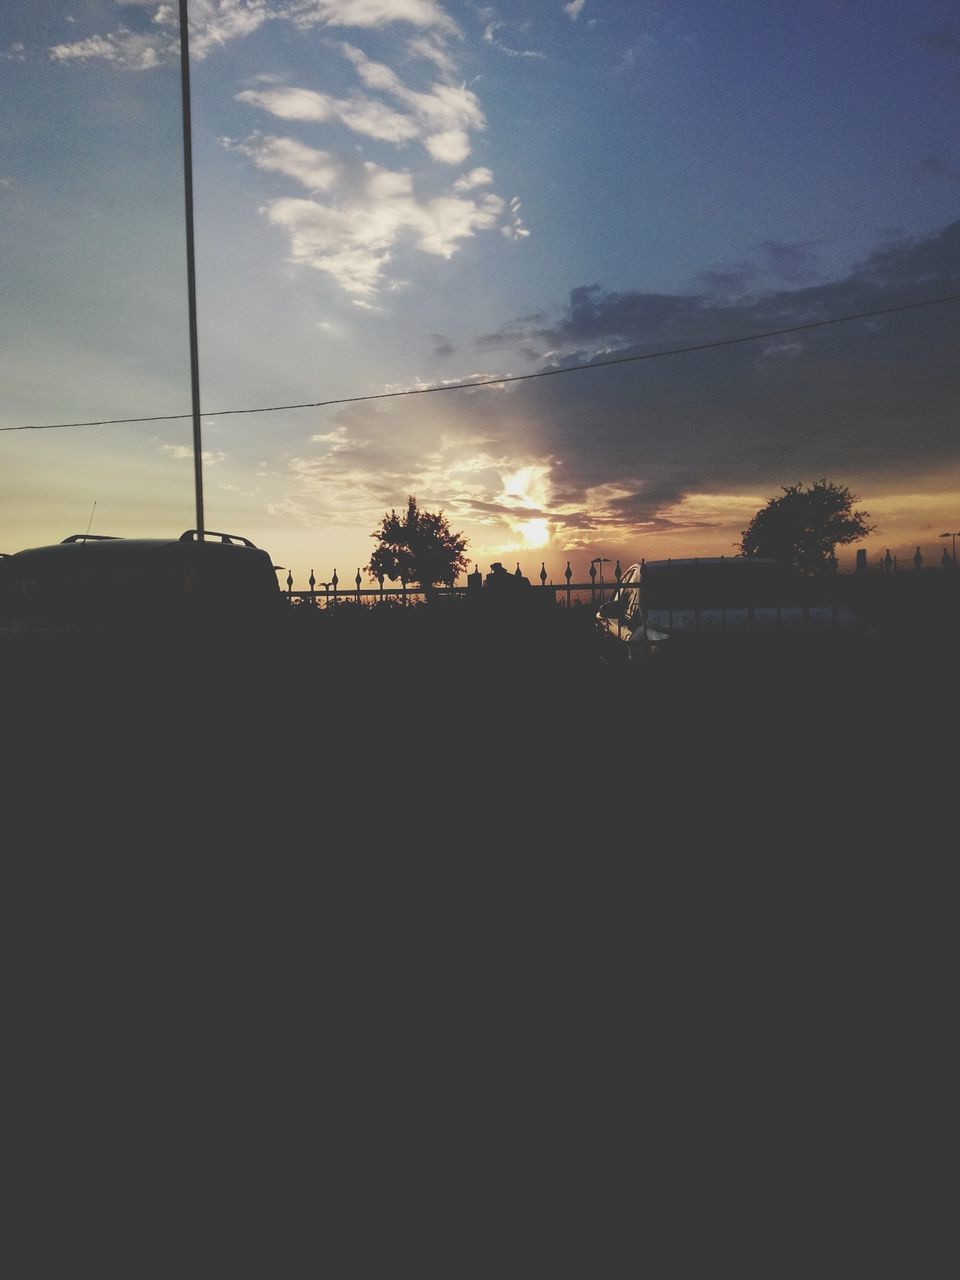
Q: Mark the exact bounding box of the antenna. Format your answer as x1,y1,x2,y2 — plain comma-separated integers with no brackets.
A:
84,501,97,538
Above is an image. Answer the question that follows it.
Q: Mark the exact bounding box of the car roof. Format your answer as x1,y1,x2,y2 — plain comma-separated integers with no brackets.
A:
644,557,776,569
621,557,779,574
8,531,265,561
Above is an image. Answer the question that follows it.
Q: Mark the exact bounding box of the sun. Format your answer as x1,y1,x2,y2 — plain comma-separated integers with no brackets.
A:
518,518,550,548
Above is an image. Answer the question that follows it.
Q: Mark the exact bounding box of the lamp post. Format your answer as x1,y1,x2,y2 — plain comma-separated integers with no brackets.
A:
940,532,959,566
177,0,204,539
591,557,610,602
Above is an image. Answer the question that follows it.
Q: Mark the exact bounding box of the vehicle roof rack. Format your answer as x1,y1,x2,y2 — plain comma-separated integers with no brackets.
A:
61,534,121,543
178,530,257,547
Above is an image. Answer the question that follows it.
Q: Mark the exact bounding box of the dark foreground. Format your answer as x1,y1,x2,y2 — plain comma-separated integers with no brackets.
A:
4,595,956,824
2,599,956,1271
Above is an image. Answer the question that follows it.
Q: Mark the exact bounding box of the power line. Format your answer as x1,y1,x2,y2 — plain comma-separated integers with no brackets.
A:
4,290,959,434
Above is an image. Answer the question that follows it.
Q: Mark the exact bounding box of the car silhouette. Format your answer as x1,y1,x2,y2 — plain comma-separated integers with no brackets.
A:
597,557,862,661
0,529,283,638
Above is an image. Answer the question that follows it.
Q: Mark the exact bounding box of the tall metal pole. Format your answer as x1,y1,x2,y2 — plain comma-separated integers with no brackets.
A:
178,0,205,539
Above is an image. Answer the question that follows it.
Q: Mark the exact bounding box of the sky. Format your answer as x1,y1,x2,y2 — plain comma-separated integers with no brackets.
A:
2,0,959,583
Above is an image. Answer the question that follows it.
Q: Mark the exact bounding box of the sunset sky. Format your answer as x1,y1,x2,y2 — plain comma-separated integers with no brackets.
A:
2,0,959,583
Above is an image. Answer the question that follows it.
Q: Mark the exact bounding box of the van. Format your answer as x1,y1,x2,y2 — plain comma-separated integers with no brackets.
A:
597,557,861,660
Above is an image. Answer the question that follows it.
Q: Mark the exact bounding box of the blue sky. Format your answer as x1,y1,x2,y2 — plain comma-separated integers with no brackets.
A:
2,1,959,579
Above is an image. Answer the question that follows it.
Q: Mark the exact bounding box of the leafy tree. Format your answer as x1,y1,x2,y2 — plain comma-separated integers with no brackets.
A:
367,496,469,600
739,479,875,574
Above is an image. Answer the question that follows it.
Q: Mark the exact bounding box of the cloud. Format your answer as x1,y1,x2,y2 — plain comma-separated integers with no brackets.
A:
406,35,457,74
49,30,173,70
45,0,461,70
162,445,226,465
421,130,466,163
482,22,546,60
236,85,420,145
697,262,760,297
501,195,530,241
189,0,272,55
48,1,271,68
239,43,488,163
563,1,586,20
453,167,493,192
269,403,569,558
288,1,460,36
760,239,822,285
238,140,508,295
228,134,341,190
337,41,485,161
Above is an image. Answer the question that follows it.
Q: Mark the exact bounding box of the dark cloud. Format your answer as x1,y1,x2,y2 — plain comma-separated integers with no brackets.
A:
760,239,822,285
291,222,960,554
431,333,455,358
697,262,759,296
456,220,960,530
476,325,538,351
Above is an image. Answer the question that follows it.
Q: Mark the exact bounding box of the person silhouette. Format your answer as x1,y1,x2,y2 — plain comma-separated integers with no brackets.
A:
484,562,512,591
485,561,530,608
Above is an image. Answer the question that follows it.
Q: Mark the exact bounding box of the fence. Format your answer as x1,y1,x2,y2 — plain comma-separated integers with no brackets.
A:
280,559,959,609
281,579,619,608
280,561,634,608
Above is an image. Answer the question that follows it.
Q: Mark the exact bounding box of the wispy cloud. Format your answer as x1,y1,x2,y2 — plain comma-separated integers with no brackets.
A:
338,41,485,163
228,135,342,190
453,167,494,192
162,444,226,465
563,1,586,20
49,30,175,70
406,35,456,74
288,1,460,37
501,195,530,241
48,0,270,68
238,40,488,164
236,85,421,146
482,22,546,60
46,0,458,70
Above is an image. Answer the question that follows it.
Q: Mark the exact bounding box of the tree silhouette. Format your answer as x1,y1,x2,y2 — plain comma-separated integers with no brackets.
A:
367,496,469,600
739,479,874,574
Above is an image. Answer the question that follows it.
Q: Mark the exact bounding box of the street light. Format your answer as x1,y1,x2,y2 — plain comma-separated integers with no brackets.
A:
940,532,959,566
591,557,611,599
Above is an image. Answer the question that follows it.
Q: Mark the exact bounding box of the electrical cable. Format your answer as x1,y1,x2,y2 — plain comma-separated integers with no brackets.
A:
3,290,959,434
